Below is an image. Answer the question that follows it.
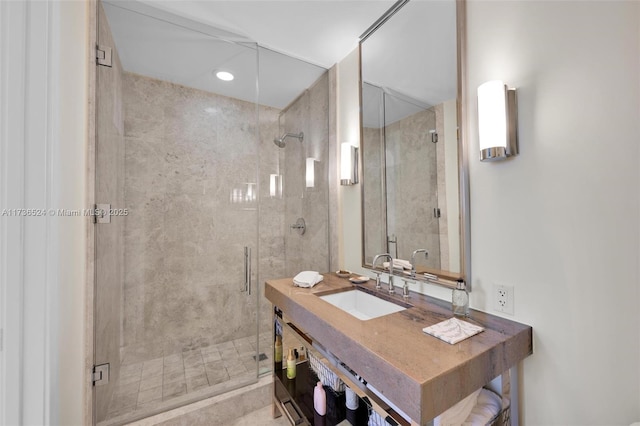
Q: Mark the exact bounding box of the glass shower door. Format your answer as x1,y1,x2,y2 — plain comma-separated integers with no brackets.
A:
93,2,261,424
266,46,331,277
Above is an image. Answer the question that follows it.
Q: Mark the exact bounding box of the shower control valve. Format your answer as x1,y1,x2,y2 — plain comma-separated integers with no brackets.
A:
290,217,306,235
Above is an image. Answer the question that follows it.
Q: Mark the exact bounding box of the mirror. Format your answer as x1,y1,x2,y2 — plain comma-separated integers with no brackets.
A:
360,0,469,287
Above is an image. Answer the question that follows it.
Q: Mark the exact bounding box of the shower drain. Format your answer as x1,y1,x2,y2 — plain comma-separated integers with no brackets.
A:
253,353,268,362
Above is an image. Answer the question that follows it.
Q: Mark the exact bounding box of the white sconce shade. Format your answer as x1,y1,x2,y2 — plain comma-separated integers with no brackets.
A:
340,143,359,185
477,80,518,161
306,158,317,188
269,174,282,198
244,182,255,202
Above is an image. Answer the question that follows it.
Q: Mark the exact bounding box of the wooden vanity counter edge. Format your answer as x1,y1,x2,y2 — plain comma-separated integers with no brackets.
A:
265,274,533,425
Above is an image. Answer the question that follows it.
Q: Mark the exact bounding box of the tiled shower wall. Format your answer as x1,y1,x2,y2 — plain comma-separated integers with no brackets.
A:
362,127,386,264
122,72,284,352
369,106,442,270
279,74,331,277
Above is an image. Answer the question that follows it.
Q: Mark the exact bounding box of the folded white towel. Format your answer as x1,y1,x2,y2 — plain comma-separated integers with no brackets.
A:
382,259,412,270
462,389,503,425
433,388,481,426
293,271,324,288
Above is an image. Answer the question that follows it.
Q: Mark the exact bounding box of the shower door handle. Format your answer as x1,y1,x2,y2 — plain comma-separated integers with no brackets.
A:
243,246,252,295
247,247,252,295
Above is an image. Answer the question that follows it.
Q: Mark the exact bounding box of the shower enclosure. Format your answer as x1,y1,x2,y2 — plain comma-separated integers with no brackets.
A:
93,1,330,424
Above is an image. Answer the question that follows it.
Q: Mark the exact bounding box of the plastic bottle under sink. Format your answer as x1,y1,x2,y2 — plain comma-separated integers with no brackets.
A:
313,381,326,415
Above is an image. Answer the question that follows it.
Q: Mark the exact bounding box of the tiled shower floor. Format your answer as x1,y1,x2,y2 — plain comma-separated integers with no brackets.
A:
104,334,272,422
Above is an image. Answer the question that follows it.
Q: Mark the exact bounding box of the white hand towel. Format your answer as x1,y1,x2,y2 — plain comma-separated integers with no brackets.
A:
382,259,412,270
293,271,324,288
462,389,503,425
395,259,412,270
433,388,482,426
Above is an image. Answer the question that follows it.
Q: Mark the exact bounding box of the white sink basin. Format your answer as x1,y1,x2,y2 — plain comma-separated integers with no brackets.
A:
319,290,406,320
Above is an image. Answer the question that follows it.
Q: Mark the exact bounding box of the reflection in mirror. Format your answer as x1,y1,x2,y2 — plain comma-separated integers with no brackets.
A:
360,0,467,285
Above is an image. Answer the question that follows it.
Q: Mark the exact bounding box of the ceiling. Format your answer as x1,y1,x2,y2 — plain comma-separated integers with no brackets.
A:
103,0,455,111
362,0,456,107
134,0,397,70
103,0,395,109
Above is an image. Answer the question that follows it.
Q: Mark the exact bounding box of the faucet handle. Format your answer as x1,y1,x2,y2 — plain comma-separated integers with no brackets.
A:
374,271,382,290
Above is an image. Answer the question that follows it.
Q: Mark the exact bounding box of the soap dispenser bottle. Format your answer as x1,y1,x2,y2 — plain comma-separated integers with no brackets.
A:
452,279,469,317
286,348,297,379
274,335,283,369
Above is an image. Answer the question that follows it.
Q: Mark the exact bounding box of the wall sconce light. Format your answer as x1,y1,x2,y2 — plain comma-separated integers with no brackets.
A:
477,80,518,162
306,158,317,188
269,174,282,198
340,143,359,185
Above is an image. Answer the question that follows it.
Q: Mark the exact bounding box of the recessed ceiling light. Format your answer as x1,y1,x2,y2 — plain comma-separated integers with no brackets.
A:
215,71,234,81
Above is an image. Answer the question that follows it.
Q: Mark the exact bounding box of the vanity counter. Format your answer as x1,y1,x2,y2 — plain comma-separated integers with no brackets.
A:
265,274,532,425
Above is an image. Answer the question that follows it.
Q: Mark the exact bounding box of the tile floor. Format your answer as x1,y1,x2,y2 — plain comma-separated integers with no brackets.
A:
105,334,272,421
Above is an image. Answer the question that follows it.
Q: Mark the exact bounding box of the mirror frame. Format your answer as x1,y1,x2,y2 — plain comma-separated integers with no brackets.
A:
358,0,470,290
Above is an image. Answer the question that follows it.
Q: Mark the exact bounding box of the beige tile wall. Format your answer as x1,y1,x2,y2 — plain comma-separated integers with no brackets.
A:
120,70,331,356
362,126,386,264
279,74,331,277
363,106,443,271
122,72,283,351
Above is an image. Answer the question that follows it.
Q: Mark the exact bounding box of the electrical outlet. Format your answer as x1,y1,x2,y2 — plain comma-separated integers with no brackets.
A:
494,284,514,315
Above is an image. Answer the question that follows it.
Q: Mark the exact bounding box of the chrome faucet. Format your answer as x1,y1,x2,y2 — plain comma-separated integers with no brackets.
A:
387,265,396,295
372,253,394,293
410,249,428,278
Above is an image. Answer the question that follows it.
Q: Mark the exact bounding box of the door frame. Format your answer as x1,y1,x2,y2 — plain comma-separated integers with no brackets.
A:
0,0,68,424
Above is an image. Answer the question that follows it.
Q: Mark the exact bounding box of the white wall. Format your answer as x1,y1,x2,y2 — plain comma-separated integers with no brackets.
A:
337,47,368,276
338,1,640,424
466,1,639,424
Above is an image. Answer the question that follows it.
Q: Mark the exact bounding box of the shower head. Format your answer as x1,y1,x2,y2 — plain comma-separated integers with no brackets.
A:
273,137,286,148
273,132,304,148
